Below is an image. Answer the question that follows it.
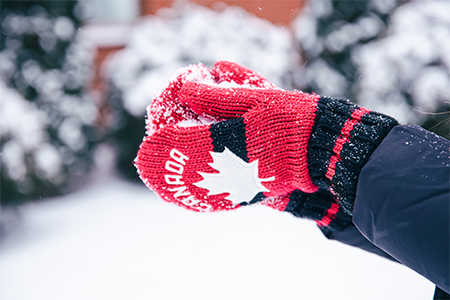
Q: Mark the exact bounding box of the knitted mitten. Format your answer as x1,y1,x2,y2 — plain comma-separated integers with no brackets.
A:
143,61,289,212
135,62,398,233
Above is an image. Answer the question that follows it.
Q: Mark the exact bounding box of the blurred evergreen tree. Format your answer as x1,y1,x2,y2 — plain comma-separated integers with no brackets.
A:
292,0,449,138
0,0,98,206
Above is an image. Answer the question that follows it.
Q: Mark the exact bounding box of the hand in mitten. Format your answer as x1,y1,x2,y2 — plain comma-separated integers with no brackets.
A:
135,62,398,233
144,61,290,212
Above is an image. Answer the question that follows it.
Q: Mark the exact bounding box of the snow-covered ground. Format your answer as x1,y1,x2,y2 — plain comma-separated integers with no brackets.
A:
0,147,435,300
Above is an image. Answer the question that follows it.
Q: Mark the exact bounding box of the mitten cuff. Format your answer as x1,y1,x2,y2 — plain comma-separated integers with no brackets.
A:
307,97,398,215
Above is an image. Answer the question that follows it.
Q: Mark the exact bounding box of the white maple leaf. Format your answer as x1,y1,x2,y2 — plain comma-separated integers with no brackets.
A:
193,148,275,205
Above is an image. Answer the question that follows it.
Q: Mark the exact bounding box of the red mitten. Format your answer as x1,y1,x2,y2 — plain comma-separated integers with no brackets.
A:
136,62,398,234
145,61,289,211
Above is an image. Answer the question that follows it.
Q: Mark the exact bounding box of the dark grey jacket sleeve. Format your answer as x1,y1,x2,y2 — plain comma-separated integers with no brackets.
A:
329,125,449,293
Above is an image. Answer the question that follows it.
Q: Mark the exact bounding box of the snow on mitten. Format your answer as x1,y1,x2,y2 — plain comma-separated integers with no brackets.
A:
135,74,398,232
147,61,276,135
145,63,213,136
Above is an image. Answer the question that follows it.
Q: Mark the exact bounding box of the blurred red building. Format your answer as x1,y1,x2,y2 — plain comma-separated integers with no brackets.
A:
141,0,305,25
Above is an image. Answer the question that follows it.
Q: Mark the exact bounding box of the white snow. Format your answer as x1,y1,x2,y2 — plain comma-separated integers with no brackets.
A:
0,12,98,193
293,0,450,126
58,118,86,151
353,0,450,124
104,2,297,117
33,144,63,181
0,81,49,152
177,117,214,128
0,80,61,182
53,16,75,41
1,140,27,181
305,59,349,96
0,147,435,300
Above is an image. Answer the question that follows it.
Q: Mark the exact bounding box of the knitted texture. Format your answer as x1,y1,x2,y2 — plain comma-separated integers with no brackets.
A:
147,61,276,135
136,90,320,212
284,189,351,234
307,97,399,216
135,61,398,233
146,63,214,136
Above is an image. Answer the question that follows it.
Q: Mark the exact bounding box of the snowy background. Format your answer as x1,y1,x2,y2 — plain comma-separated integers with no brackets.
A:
0,0,446,299
0,0,98,205
292,0,450,136
0,146,436,300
